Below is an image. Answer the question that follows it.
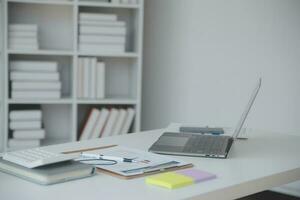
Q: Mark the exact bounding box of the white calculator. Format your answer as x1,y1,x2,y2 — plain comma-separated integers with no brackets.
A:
2,148,78,168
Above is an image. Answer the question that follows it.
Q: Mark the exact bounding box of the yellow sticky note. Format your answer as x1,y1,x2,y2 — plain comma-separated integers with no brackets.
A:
146,172,194,189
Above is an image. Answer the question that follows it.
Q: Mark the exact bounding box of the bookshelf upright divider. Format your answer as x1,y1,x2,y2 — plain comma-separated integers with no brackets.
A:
3,0,8,152
72,0,78,142
0,0,4,152
1,0,144,151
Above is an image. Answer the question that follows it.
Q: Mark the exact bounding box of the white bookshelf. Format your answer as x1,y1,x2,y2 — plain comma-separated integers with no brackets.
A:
1,0,144,151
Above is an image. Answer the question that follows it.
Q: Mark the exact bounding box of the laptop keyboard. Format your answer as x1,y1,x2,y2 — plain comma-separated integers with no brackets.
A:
183,135,229,155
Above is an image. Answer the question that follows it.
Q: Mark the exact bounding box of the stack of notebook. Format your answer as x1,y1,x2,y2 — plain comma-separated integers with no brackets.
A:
77,57,105,99
0,158,95,185
78,13,126,53
79,107,135,140
8,24,39,50
10,60,61,99
8,110,45,150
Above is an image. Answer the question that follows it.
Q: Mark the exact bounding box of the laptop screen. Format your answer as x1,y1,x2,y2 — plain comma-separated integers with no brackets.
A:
232,78,262,139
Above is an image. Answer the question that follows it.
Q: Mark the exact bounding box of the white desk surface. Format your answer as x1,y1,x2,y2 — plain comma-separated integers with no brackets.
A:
0,129,300,200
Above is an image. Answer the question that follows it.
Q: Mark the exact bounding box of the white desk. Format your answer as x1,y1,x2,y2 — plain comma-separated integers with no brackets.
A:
0,129,300,200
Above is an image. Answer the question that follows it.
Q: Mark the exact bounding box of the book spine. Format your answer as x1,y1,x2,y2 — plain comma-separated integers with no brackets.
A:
8,31,38,38
111,109,127,136
90,58,97,99
101,109,119,137
79,35,126,44
96,62,105,99
8,24,38,32
9,120,42,130
8,139,40,148
10,61,58,72
79,13,118,21
77,58,83,98
79,108,100,140
79,25,126,35
10,72,60,81
13,129,46,139
9,110,42,121
129,0,138,4
79,44,125,53
8,38,38,45
90,108,110,139
120,0,129,3
120,108,135,134
79,20,126,27
12,81,62,90
83,58,90,98
9,44,39,50
111,0,120,4
11,90,61,99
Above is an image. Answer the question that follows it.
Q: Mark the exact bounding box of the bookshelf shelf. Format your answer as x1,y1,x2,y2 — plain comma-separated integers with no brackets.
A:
78,1,140,9
77,52,139,58
7,0,73,6
8,98,73,104
77,98,137,105
0,0,144,151
7,49,74,56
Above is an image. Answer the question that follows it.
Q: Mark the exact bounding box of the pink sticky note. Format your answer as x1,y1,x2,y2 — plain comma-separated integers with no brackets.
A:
176,169,216,183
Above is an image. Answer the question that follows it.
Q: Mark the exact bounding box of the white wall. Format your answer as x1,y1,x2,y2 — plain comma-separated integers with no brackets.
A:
142,0,300,196
142,0,300,133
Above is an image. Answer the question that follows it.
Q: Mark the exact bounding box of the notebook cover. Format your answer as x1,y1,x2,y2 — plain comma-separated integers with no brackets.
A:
0,158,95,185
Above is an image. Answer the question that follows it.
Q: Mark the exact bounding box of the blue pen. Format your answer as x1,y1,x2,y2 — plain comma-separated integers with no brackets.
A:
80,153,137,163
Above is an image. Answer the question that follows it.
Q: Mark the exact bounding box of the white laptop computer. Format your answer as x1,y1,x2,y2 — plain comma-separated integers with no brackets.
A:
149,78,262,158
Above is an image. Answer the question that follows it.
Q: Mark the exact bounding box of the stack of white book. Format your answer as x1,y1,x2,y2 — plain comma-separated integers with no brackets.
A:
79,107,135,141
77,57,105,99
78,13,126,53
10,60,61,99
8,110,45,150
8,24,39,50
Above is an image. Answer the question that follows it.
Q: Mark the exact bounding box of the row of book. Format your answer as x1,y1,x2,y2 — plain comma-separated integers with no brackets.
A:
111,0,139,5
78,13,126,53
77,57,105,99
8,24,39,50
8,110,45,150
79,107,135,140
10,60,62,99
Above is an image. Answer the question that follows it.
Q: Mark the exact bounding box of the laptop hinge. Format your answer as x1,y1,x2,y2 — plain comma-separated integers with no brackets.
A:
225,138,234,157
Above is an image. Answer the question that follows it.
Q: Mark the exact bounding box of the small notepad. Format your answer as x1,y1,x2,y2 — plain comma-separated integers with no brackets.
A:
146,169,216,189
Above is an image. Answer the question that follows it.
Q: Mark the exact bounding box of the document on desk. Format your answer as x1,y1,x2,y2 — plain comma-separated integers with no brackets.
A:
76,146,192,178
